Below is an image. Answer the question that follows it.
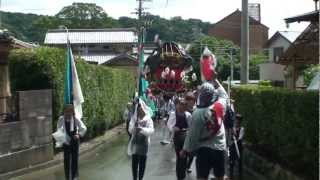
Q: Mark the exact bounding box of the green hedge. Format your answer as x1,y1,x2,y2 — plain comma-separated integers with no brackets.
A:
233,85,318,179
9,47,135,138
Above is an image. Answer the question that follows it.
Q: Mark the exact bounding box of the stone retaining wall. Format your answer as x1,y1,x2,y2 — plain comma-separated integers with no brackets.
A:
0,90,53,174
243,148,305,180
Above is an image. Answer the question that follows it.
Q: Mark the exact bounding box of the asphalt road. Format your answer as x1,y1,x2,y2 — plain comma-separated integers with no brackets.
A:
11,125,256,180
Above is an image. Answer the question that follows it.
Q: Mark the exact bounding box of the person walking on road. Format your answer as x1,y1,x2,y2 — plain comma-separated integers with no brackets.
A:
124,102,134,138
128,99,155,180
229,114,245,180
180,80,228,180
184,91,196,173
167,98,192,180
56,104,87,180
160,94,175,145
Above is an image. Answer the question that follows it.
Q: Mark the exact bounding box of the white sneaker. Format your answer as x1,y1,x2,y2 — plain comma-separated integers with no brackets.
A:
209,174,215,180
160,140,170,145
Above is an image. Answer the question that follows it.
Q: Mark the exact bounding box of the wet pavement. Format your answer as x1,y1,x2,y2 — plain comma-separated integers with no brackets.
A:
11,125,256,180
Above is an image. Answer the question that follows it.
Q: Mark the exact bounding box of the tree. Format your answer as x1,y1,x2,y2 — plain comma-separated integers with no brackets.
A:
32,2,119,37
249,54,267,80
120,14,211,43
187,36,267,86
303,64,320,86
118,17,138,29
2,6,211,44
56,3,108,20
1,11,44,42
55,3,119,28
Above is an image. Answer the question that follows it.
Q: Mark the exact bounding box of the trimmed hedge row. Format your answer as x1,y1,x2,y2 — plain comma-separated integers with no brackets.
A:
9,47,135,138
232,85,318,180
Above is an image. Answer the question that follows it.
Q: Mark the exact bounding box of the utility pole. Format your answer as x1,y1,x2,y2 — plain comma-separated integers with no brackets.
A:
230,49,234,81
135,0,151,96
314,0,319,10
241,0,249,84
0,0,2,29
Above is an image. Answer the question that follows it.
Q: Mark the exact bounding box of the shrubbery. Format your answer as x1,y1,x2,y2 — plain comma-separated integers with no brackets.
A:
232,85,318,179
9,47,135,138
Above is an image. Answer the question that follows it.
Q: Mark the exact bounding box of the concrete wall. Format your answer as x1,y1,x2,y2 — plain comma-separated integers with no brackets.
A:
0,90,53,174
259,36,291,82
259,63,285,81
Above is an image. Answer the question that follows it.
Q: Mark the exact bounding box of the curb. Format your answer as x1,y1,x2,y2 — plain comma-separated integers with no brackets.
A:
0,124,126,180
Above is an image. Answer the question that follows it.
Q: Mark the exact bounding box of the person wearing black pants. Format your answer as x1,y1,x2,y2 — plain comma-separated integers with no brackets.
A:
185,91,196,173
132,154,147,180
229,114,244,179
186,155,194,173
167,99,192,180
63,139,79,180
174,130,188,180
57,104,87,180
180,81,228,180
128,100,154,180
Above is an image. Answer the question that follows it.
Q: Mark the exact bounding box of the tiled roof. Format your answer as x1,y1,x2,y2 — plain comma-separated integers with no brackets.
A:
44,28,138,44
285,10,319,23
279,23,318,65
278,31,301,43
13,38,38,48
102,54,137,65
265,31,302,47
80,54,118,64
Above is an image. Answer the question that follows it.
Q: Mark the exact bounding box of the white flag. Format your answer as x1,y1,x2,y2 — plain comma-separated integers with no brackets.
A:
69,48,84,119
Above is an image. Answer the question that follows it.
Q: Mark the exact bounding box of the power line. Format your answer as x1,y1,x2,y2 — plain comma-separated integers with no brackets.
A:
162,0,169,19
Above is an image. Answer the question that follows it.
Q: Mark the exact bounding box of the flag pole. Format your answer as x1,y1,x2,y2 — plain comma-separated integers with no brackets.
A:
136,0,151,98
60,25,72,180
61,25,72,105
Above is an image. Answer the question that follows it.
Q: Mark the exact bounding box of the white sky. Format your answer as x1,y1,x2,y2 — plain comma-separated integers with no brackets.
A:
1,0,315,36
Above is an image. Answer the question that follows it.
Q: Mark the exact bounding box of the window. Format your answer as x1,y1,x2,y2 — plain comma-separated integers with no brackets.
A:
273,47,284,62
103,45,110,49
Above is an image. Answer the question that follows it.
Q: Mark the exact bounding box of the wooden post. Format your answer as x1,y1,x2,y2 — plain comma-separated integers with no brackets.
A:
0,38,12,115
293,59,297,89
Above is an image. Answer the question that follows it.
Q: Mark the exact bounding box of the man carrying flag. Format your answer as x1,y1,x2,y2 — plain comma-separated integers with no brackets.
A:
54,36,87,180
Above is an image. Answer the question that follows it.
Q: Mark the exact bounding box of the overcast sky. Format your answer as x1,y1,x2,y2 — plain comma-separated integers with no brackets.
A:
1,0,315,36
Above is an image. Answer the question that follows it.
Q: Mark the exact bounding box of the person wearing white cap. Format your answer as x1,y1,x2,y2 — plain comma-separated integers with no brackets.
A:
128,99,155,180
180,81,227,180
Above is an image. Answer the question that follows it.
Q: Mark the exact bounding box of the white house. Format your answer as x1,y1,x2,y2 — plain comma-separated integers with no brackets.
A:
44,28,138,65
259,31,301,84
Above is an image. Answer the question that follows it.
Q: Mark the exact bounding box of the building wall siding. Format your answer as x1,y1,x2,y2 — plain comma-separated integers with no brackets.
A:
208,11,268,54
268,37,291,62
